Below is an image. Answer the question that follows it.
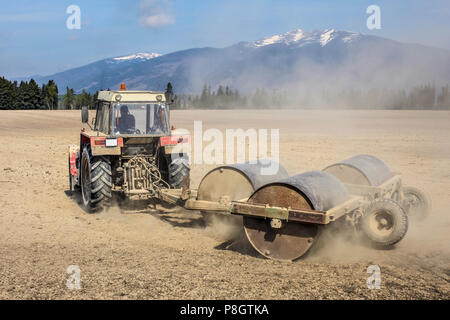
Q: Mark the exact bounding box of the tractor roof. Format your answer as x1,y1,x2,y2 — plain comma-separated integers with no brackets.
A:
97,90,166,103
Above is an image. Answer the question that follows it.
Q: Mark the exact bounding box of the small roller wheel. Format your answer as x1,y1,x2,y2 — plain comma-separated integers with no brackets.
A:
402,186,430,221
361,198,408,247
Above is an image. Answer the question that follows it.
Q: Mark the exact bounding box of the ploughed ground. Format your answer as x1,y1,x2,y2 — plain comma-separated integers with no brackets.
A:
0,109,449,299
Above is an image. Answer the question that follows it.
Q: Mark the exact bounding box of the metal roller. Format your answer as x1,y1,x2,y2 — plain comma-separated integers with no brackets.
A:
197,160,289,203
323,154,392,186
197,160,289,227
244,171,349,261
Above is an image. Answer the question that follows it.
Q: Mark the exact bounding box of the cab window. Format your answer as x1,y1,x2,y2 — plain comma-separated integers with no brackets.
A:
95,102,110,134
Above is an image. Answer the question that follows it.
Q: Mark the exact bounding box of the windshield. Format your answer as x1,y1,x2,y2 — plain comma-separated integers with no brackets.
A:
112,103,169,135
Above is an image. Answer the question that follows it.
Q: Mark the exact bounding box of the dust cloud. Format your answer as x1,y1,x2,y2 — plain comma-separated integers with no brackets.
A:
203,214,243,242
183,31,450,109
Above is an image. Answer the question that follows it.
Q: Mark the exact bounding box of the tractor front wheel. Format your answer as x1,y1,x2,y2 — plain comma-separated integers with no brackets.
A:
80,146,112,212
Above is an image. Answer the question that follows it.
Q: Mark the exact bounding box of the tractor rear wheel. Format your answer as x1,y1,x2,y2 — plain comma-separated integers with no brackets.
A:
167,155,190,189
80,146,112,212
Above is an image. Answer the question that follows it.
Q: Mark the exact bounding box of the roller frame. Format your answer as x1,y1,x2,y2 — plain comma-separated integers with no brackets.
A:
157,173,404,226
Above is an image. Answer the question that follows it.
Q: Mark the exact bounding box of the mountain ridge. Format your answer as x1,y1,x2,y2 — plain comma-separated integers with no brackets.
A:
13,28,450,94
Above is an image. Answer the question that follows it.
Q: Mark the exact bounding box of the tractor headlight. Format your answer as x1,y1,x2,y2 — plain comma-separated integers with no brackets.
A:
156,95,163,102
115,95,122,102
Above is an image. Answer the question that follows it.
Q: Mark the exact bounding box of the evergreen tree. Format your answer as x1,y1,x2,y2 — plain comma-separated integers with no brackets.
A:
28,78,42,108
46,80,59,110
216,85,225,108
41,84,49,108
437,85,450,109
0,77,15,109
91,91,99,109
74,93,82,109
200,84,209,108
10,81,19,109
165,82,174,105
80,89,91,107
217,85,224,96
17,81,30,109
63,87,75,109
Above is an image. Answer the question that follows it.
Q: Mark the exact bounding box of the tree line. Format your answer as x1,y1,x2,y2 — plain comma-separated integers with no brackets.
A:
0,77,58,110
61,87,99,110
1,77,450,110
0,77,99,110
171,83,450,110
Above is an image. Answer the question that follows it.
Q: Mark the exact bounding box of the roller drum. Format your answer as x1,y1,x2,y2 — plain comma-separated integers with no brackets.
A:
197,160,289,231
323,154,392,186
197,160,289,202
244,171,349,261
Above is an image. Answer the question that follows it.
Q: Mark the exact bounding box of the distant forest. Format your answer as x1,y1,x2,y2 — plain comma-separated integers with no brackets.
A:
173,83,450,110
0,77,97,110
1,77,450,110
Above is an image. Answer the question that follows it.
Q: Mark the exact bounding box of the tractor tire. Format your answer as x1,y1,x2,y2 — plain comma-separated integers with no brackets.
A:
167,155,190,189
402,186,430,221
360,198,408,247
80,146,112,212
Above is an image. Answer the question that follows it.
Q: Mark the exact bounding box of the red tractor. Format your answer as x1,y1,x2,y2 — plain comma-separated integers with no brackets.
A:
68,86,190,212
66,86,429,262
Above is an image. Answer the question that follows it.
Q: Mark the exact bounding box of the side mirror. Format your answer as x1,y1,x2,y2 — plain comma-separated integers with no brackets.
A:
81,107,89,123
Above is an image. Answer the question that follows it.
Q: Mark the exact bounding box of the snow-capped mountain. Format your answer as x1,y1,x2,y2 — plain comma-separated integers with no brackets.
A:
107,52,162,64
20,28,450,93
253,28,361,47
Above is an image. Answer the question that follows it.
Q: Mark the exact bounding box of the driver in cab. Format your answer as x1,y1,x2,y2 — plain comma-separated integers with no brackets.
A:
117,105,135,133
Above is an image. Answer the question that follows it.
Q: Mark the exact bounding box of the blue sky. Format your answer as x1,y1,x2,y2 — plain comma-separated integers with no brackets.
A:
1,0,449,78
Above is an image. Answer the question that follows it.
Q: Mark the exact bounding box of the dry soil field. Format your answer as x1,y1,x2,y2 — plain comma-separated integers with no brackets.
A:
0,109,449,299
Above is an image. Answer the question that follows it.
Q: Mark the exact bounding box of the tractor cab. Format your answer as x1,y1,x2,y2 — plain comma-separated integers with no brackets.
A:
89,86,170,137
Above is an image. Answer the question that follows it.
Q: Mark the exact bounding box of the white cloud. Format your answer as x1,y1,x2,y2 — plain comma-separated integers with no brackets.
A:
138,0,175,29
139,13,174,28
